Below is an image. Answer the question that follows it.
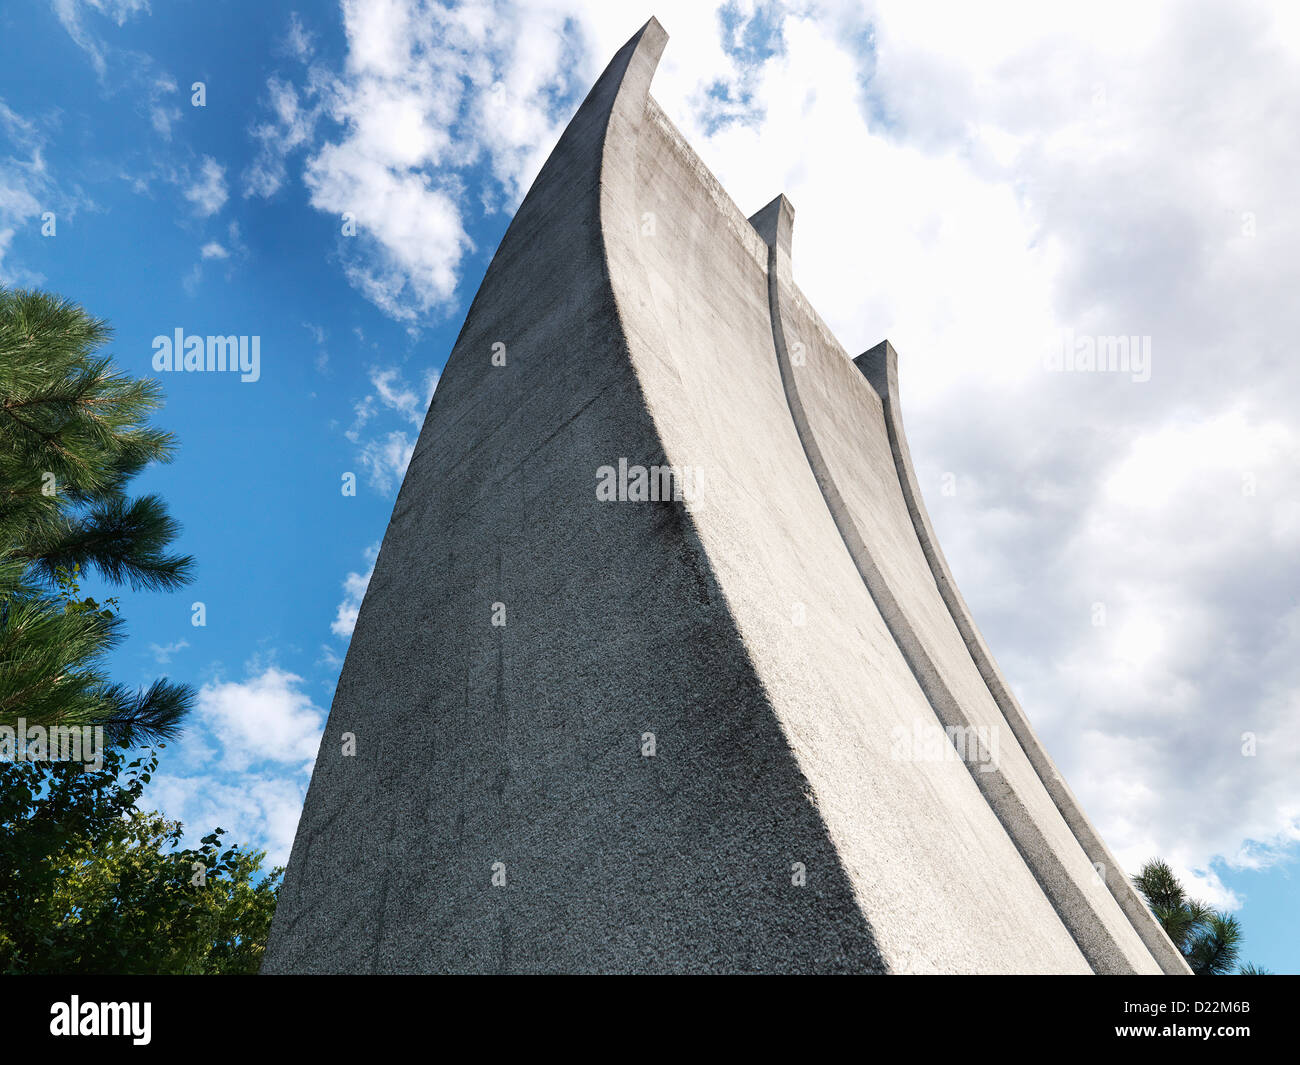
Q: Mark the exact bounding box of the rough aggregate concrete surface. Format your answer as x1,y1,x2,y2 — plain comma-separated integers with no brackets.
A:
263,19,1190,975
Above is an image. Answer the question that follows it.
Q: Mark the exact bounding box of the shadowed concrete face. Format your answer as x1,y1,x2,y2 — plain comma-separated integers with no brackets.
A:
264,18,1189,974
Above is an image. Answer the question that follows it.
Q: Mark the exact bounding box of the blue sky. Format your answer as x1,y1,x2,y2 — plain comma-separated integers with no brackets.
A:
1,0,504,871
2,1,468,865
2,0,1297,973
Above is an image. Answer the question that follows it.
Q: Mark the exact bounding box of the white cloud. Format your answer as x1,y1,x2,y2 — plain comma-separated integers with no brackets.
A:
368,366,425,423
241,1,652,319
228,0,1300,911
143,665,327,866
0,99,97,285
442,0,1295,907
181,260,202,295
148,771,310,868
183,155,228,216
331,542,380,637
317,643,344,672
87,0,150,24
306,143,469,319
147,73,181,138
356,429,416,494
147,638,189,664
700,0,1300,905
345,364,438,491
195,666,326,774
1013,408,1300,903
50,0,108,76
183,223,245,291
302,320,330,372
285,10,315,61
0,101,48,285
245,74,325,198
50,0,152,78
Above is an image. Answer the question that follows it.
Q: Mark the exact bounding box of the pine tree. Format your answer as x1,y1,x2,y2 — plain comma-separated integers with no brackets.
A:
1,287,195,745
1133,858,1266,975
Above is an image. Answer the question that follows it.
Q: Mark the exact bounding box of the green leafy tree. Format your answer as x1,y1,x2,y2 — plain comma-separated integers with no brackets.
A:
1133,859,1266,975
0,747,281,974
0,286,194,744
0,288,279,974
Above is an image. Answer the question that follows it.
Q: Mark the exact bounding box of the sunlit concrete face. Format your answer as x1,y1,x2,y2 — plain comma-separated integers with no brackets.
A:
263,19,1190,975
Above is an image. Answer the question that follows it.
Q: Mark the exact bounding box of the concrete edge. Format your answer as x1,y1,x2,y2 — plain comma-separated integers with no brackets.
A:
753,209,1148,972
853,340,1192,975
590,20,894,970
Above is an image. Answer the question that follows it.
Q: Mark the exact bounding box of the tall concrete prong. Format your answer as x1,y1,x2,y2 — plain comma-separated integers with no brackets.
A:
264,19,1189,976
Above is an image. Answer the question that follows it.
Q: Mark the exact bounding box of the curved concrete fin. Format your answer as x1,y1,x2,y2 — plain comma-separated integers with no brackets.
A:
267,20,1186,975
748,194,795,261
408,18,667,464
266,17,893,975
603,27,1101,971
616,18,670,108
760,265,1152,972
854,338,1191,974
569,17,667,157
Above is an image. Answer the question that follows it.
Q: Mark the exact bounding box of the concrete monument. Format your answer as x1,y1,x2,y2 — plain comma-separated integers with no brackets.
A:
264,19,1189,974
